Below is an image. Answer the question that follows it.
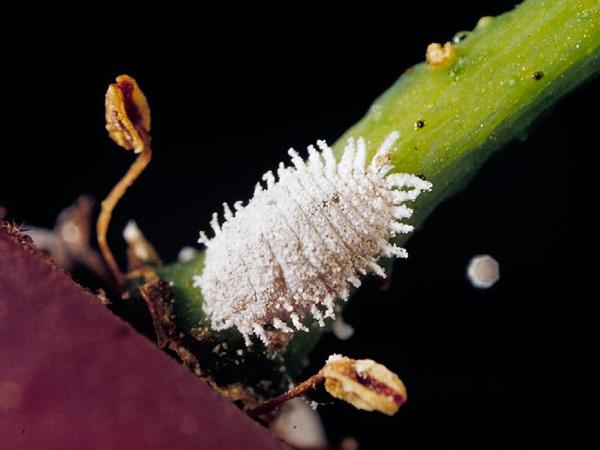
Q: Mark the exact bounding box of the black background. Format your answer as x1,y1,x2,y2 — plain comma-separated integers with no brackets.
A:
1,1,595,449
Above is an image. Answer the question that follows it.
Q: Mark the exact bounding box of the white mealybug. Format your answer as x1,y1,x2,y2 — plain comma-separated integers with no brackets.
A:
193,132,432,346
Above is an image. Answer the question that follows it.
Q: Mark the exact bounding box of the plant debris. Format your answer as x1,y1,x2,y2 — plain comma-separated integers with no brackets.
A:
25,196,109,282
123,220,161,272
249,354,407,417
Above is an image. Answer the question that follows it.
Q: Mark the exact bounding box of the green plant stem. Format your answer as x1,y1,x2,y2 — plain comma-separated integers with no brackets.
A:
333,0,599,245
158,0,600,394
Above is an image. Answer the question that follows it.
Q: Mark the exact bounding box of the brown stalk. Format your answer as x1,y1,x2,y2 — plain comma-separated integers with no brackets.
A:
248,372,325,418
97,140,151,284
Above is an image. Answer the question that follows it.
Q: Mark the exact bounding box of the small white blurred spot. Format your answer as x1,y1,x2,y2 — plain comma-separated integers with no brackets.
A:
178,246,198,262
270,397,328,449
332,316,355,340
123,220,142,241
467,254,500,289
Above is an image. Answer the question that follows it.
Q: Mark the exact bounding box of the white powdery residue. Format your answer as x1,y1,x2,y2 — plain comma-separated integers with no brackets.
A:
196,132,432,346
326,353,345,364
354,361,371,377
467,254,500,289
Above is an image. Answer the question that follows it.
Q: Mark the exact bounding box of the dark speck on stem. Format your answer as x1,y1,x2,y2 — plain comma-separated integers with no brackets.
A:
533,71,544,80
415,120,426,129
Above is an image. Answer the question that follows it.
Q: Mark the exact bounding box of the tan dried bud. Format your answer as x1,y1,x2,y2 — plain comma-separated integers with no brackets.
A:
249,353,408,418
426,42,456,67
105,74,151,154
321,354,407,416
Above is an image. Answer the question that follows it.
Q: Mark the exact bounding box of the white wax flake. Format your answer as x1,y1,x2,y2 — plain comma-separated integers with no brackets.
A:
122,220,142,241
326,354,345,364
195,132,432,346
467,254,500,289
123,220,148,260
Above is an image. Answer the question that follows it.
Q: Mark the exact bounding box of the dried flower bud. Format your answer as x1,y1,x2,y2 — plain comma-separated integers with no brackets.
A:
248,353,407,418
105,74,151,154
99,75,153,284
195,132,432,346
321,354,407,416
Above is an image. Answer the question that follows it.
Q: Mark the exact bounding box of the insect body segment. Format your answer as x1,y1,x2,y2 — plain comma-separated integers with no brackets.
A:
194,132,431,346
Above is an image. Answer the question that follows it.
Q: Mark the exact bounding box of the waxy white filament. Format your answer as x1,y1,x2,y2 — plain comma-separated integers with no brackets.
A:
194,132,431,346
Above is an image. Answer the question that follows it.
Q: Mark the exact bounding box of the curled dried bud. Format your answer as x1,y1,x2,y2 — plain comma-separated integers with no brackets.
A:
322,354,407,416
105,74,151,153
248,354,407,417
